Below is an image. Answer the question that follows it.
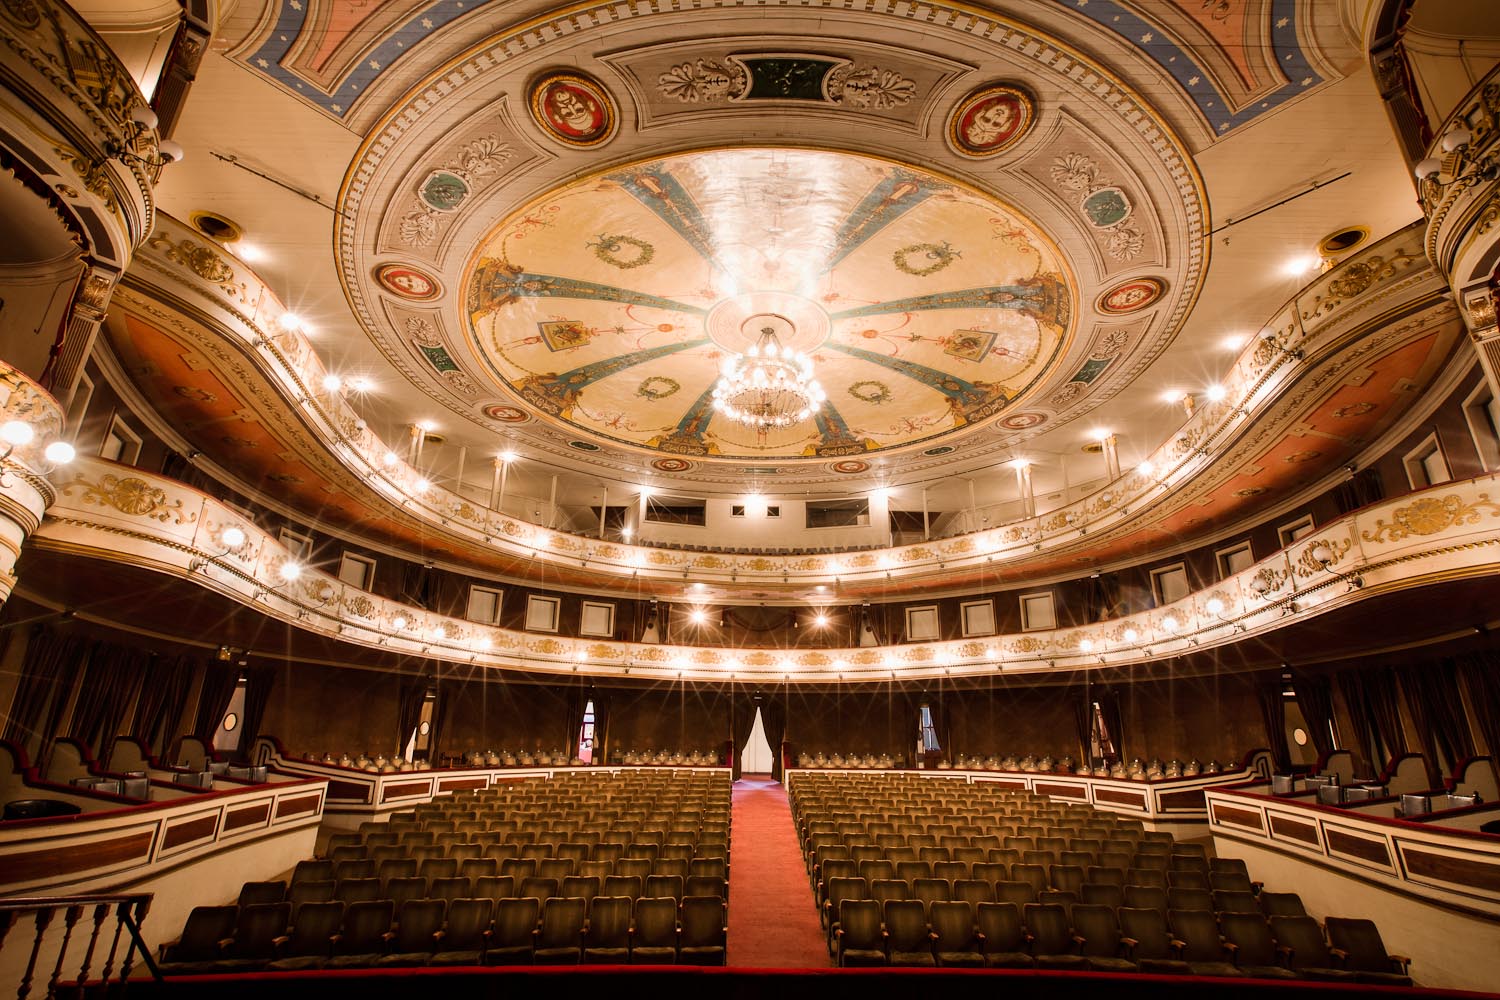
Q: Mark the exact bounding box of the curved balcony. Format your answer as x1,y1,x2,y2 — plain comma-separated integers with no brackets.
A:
0,0,163,267
114,214,1453,599
30,454,1500,683
0,361,72,603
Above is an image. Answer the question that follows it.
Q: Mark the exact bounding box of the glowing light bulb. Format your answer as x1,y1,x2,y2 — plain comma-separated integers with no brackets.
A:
43,441,75,464
1206,598,1225,615
1,420,33,447
278,561,302,581
321,374,342,392
220,527,246,549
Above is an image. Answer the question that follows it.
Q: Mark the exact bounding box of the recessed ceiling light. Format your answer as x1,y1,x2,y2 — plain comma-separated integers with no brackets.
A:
498,450,517,463
1161,389,1184,404
1089,427,1110,441
1220,334,1247,351
236,242,264,262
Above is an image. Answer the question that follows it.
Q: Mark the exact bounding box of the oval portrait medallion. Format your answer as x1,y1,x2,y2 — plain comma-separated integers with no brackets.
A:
374,263,442,301
947,84,1035,158
483,403,530,423
1096,277,1166,315
529,72,617,148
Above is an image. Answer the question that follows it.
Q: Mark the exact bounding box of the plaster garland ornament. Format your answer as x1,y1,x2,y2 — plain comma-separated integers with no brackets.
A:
1360,493,1500,543
398,134,515,247
1049,153,1145,261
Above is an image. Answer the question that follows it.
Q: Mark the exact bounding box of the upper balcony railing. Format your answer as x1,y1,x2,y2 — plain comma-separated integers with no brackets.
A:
119,214,1447,594
34,453,1500,683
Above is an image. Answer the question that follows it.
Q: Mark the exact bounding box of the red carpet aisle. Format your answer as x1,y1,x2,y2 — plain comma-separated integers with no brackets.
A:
727,776,832,968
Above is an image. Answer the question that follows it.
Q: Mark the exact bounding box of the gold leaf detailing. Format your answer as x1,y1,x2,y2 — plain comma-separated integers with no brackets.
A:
1249,566,1288,596
53,145,116,214
1295,537,1353,577
66,474,196,524
1360,493,1500,543
343,594,375,618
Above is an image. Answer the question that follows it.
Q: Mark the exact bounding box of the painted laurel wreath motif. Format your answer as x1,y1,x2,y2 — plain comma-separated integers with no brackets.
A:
68,474,197,524
588,233,655,269
1360,493,1500,543
847,380,892,404
893,241,960,277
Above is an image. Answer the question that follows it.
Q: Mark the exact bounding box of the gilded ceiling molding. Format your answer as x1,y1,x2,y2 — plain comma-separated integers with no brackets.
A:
34,456,1500,683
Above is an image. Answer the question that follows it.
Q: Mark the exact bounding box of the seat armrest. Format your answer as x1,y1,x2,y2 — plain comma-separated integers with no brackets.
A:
1328,946,1349,966
1389,953,1411,972
1223,941,1239,960
1169,938,1186,958
1277,944,1294,965
216,936,235,952
381,931,397,945
433,929,447,944
1120,935,1138,958
271,935,290,955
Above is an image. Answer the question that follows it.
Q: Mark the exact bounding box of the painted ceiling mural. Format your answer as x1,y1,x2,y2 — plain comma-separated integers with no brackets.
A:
227,0,1337,137
461,149,1072,461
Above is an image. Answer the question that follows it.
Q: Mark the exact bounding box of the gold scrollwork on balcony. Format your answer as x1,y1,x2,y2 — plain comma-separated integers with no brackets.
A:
1008,635,1052,654
529,637,563,654
960,641,988,658
587,643,619,660
52,145,117,215
1294,536,1353,577
1249,565,1287,596
64,473,196,524
343,594,375,618
1360,493,1500,543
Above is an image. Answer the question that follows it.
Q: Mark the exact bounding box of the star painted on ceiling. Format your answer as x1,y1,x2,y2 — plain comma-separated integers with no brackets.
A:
289,0,302,9
370,60,381,70
1276,16,1289,27
422,17,434,28
1302,78,1314,86
1140,32,1154,43
1188,75,1200,86
256,58,269,68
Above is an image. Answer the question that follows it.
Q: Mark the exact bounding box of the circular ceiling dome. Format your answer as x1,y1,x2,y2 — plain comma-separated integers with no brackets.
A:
461,148,1073,462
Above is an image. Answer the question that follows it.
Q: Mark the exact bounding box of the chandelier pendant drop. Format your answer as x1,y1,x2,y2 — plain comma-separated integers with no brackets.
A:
712,319,826,433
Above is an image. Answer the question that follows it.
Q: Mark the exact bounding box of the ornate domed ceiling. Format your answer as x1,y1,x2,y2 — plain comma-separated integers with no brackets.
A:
461,148,1072,464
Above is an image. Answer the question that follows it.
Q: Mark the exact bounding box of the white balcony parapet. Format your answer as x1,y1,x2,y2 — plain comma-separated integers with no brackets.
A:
33,455,1500,683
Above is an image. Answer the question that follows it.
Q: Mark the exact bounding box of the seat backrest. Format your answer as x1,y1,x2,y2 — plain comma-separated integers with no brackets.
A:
1168,908,1223,963
1270,915,1334,969
633,897,678,947
585,896,632,949
391,898,446,952
1219,912,1278,965
836,898,883,951
1011,863,1047,894
912,877,950,909
441,897,494,950
1070,903,1120,957
520,876,559,901
1210,871,1254,894
1213,890,1259,914
492,897,540,948
1324,917,1396,973
680,896,726,948
603,874,643,899
929,900,978,952
1081,882,1123,909
282,900,344,957
537,897,587,950
335,877,382,904
1167,887,1213,912
882,899,931,952
474,874,515,901
1023,903,1072,955
975,901,1026,952
335,899,394,954
1117,906,1173,960
1122,887,1164,911
994,880,1036,906
386,876,428,907
292,859,334,884
171,906,239,961
1256,891,1306,918
953,879,994,906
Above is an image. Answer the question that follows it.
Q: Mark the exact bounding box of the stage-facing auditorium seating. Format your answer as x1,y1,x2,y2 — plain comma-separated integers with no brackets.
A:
788,771,1413,982
158,769,730,971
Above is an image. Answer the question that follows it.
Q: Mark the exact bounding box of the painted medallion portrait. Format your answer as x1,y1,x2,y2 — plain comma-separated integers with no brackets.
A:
374,263,442,300
947,84,1035,158
529,72,617,147
1097,277,1166,314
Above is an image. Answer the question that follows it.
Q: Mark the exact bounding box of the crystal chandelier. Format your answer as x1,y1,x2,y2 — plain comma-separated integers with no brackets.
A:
711,324,826,430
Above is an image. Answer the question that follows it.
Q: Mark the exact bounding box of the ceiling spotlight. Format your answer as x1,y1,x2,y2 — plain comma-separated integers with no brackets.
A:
1090,427,1111,442
236,242,264,263
690,608,708,625
498,450,518,463
43,441,75,465
1282,254,1320,277
1161,389,1184,404
813,613,829,628
1220,334,1247,351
